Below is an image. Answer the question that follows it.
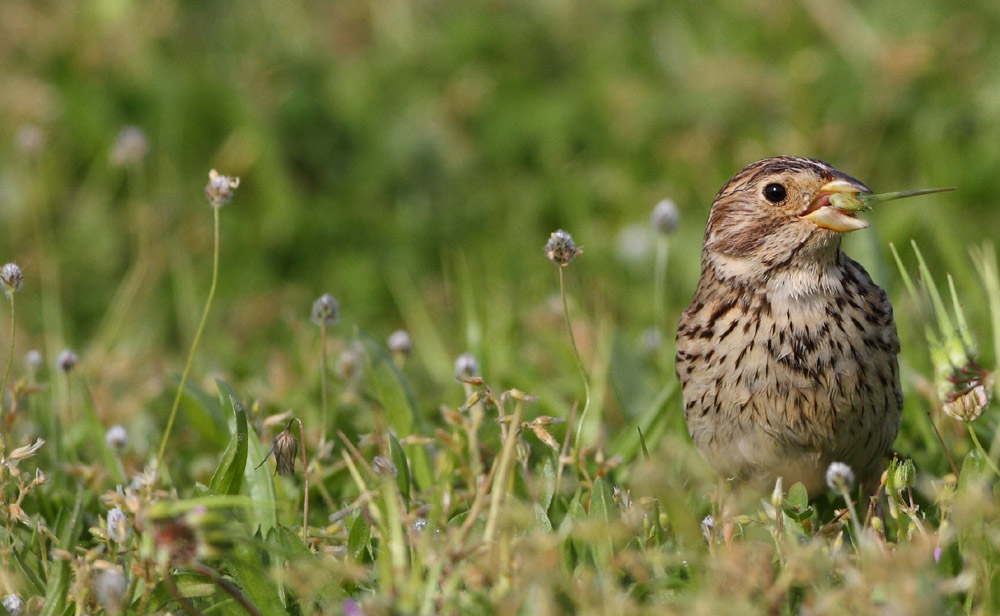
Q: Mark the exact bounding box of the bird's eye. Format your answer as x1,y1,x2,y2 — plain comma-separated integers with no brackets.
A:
763,183,787,203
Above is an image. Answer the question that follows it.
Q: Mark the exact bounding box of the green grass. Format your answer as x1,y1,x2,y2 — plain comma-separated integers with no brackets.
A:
1,0,1000,613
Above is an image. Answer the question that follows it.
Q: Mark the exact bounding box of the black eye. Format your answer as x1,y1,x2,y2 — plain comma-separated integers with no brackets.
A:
763,183,786,203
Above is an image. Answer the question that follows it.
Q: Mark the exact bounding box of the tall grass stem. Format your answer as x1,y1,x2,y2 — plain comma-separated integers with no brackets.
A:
156,205,221,474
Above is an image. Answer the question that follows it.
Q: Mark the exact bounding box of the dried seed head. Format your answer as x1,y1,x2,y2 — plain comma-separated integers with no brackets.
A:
110,125,149,167
650,199,680,234
1,262,23,297
942,384,989,422
544,229,582,266
454,352,480,380
311,293,340,327
105,425,128,450
273,426,299,476
372,455,397,477
387,330,413,356
205,169,240,207
58,349,78,373
94,568,127,613
825,461,855,492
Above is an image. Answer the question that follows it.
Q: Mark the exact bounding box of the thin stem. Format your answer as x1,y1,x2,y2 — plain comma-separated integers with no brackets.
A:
836,485,864,546
192,563,262,616
653,235,669,335
559,267,591,457
484,402,524,543
0,295,14,417
295,418,310,543
157,205,221,475
967,424,1000,478
163,565,203,616
319,324,329,449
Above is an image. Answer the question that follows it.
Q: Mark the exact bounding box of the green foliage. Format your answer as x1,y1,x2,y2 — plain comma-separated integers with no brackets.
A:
2,0,1000,613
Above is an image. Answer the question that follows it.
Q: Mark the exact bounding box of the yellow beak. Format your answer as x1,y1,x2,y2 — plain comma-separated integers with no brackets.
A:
801,178,871,233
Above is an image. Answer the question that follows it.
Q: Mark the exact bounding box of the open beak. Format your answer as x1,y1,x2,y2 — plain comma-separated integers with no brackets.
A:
800,178,872,233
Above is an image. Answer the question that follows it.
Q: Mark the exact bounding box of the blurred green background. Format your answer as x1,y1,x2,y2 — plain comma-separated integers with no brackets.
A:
1,0,998,461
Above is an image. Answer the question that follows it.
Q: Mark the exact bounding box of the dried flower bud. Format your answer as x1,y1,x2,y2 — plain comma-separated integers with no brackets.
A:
942,385,989,422
107,507,128,544
387,330,413,356
1,263,23,297
205,169,240,207
110,125,149,167
650,199,679,234
544,229,582,266
825,461,855,492
94,568,127,613
106,425,128,450
454,352,480,380
58,349,78,373
372,455,397,477
274,427,298,476
311,293,340,327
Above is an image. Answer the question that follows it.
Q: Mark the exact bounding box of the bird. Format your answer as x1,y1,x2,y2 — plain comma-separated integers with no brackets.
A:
675,156,902,497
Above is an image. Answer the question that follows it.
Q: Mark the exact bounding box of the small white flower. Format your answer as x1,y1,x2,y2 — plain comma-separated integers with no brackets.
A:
110,125,149,167
24,350,42,371
2,594,24,616
94,568,127,612
387,330,413,356
825,461,855,492
311,294,340,327
650,199,680,234
106,425,128,450
58,349,78,373
454,353,480,379
0,262,23,297
107,507,128,544
205,169,240,207
942,385,989,422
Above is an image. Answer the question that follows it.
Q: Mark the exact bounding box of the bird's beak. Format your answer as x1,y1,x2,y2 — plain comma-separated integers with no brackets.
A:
800,178,872,233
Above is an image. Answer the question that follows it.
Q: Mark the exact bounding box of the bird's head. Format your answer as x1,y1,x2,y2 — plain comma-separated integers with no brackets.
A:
702,156,871,271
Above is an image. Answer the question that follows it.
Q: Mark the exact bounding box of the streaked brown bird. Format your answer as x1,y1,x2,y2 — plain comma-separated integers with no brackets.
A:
675,156,901,496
